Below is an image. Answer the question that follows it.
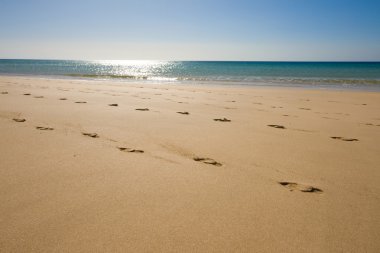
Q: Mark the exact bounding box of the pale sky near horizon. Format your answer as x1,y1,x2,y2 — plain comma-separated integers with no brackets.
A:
0,0,379,61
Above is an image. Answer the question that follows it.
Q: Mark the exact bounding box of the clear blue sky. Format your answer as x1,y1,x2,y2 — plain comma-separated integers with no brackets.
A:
0,0,379,61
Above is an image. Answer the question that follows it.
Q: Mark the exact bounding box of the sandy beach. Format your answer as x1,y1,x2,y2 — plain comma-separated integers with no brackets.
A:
0,75,379,252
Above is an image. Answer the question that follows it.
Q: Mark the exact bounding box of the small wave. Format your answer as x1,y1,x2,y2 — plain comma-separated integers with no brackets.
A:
270,78,380,85
64,73,380,86
65,74,148,80
177,76,380,85
147,76,178,82
66,74,179,82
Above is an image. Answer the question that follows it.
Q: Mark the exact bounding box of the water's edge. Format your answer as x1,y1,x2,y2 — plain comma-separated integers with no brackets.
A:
1,60,380,91
2,73,380,93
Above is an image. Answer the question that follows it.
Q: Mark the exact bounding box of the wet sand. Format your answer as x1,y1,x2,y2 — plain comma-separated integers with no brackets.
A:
1,76,380,252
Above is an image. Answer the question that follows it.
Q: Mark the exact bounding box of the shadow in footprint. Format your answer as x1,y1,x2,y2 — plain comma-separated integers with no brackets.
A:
75,101,87,104
118,147,144,153
82,132,99,138
214,118,231,122
36,126,54,131
194,157,222,166
331,136,358,141
177,111,189,115
23,93,31,96
268,124,286,129
279,182,323,193
34,96,44,98
1,91,8,94
299,108,311,110
59,98,67,100
322,117,338,120
108,104,118,107
13,118,26,122
135,108,149,111
363,123,380,127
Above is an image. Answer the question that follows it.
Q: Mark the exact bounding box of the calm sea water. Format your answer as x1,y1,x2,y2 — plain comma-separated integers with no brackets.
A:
1,59,380,90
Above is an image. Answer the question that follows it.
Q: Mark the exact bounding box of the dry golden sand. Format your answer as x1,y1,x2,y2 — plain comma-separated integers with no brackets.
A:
0,76,380,252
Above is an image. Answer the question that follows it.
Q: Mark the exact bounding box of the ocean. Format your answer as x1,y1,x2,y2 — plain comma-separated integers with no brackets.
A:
1,59,380,90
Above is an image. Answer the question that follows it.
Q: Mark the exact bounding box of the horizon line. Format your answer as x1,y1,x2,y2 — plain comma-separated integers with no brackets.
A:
1,58,380,63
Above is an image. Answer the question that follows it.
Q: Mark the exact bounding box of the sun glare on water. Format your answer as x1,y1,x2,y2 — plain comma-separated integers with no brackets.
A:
86,60,174,78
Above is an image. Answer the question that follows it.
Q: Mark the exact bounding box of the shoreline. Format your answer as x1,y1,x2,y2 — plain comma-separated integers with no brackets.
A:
1,75,379,252
1,73,380,92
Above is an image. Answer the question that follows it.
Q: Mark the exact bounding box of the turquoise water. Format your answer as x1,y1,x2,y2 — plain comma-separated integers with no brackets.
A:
1,59,380,90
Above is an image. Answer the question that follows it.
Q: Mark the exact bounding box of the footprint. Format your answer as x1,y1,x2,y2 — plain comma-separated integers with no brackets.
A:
135,108,149,111
291,128,315,133
108,104,118,107
268,124,286,129
23,93,31,96
214,118,231,122
75,101,87,104
82,132,99,138
334,112,350,116
118,147,144,153
177,111,189,115
331,136,358,141
1,91,8,94
278,182,323,193
363,123,380,127
226,100,236,103
36,126,54,131
59,98,67,100
193,157,222,166
13,118,26,122
34,96,44,98
322,116,338,120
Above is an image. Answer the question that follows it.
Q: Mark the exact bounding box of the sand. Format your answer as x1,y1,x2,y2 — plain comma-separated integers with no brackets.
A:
0,75,379,252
